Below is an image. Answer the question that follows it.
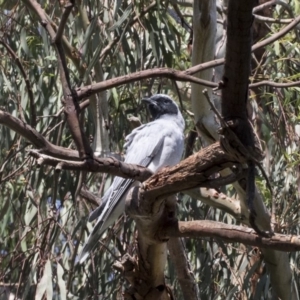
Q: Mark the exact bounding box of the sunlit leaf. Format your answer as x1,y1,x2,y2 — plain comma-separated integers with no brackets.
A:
57,263,67,300
35,259,53,300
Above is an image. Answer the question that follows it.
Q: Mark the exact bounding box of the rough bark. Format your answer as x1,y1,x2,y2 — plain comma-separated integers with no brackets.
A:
221,1,296,298
143,142,237,199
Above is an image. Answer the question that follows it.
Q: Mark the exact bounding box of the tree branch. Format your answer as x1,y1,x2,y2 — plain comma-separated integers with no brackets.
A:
76,68,218,100
0,109,79,160
186,13,300,77
23,0,93,158
162,220,300,252
0,39,36,127
142,142,237,201
76,7,300,102
125,190,176,299
29,149,153,182
250,80,300,88
168,238,199,300
53,2,73,43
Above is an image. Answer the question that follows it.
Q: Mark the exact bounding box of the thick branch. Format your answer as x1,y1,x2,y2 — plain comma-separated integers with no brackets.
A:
222,0,255,120
161,220,300,252
0,109,156,182
142,142,237,201
125,189,175,299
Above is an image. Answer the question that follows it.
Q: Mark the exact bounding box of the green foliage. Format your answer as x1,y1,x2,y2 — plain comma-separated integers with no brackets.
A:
0,0,300,299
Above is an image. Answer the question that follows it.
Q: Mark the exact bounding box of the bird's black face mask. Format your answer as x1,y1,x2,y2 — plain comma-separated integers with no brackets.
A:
142,95,178,120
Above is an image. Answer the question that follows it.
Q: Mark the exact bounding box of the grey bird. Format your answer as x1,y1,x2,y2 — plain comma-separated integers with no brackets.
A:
78,94,185,264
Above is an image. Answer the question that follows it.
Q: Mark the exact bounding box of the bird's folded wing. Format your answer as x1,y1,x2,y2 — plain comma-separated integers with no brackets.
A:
78,132,165,263
87,121,166,225
88,177,134,222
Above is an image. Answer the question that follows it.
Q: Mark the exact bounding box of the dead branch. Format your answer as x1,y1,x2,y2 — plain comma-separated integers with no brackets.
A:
53,2,73,43
253,15,293,24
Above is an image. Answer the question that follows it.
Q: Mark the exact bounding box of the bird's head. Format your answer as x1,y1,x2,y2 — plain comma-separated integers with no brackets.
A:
142,94,179,120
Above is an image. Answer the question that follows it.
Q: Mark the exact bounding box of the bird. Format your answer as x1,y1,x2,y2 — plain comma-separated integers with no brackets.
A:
78,94,185,264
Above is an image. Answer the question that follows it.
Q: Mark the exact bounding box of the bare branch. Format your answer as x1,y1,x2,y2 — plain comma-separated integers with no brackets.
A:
252,14,300,53
80,188,101,207
168,238,199,300
76,68,218,100
162,220,300,252
186,13,300,77
0,109,79,160
250,80,300,88
76,8,300,102
185,188,242,220
253,0,277,13
0,39,36,127
54,2,74,43
28,149,153,182
23,0,93,159
253,14,293,24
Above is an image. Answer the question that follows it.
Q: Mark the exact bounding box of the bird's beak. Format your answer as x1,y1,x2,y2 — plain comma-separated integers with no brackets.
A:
142,97,151,103
142,98,156,105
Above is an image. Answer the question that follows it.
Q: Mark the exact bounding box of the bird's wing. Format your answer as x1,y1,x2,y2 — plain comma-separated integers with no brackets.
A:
124,121,166,165
78,121,166,263
88,122,165,223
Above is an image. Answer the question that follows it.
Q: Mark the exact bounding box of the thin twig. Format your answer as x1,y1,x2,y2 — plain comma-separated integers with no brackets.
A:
53,3,74,43
0,39,37,127
254,14,293,24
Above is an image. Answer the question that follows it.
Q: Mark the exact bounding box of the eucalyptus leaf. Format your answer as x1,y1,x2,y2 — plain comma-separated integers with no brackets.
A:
21,28,29,55
35,259,53,300
57,263,67,300
109,3,133,32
